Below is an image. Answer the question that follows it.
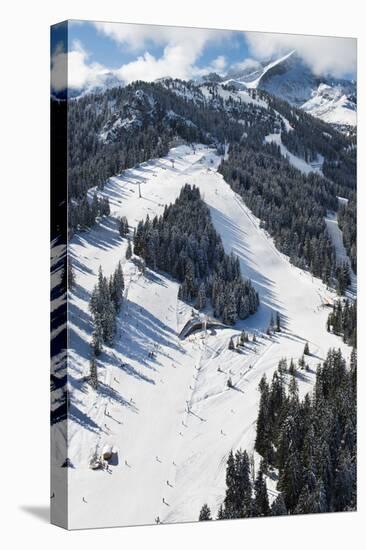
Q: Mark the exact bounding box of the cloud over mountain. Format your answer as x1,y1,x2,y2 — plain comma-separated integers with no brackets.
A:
245,31,356,78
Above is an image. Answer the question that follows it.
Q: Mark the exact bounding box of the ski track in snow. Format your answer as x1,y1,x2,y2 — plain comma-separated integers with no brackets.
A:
264,132,324,175
325,210,357,298
60,144,352,529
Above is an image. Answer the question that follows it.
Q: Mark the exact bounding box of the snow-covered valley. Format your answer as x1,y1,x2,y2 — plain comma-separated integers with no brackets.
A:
62,144,352,529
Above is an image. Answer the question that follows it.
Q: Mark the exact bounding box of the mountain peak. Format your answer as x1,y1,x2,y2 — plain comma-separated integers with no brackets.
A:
223,50,356,127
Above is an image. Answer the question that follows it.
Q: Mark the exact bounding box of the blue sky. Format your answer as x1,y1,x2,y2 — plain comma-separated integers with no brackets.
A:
66,21,251,70
51,20,356,91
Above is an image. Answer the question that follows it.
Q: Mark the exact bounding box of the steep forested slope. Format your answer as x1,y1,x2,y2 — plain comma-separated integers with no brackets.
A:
200,348,357,520
134,184,259,323
62,78,356,278
219,143,337,280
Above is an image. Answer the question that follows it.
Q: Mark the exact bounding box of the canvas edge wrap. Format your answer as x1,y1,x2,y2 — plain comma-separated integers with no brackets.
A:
50,20,69,530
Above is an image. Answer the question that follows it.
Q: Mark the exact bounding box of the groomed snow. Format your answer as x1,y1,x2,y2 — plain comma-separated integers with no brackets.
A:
60,145,352,529
264,132,323,175
325,210,357,298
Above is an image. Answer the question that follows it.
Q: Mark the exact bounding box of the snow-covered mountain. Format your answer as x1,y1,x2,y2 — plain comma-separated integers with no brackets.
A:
224,51,356,128
62,49,356,129
67,71,123,99
301,83,356,126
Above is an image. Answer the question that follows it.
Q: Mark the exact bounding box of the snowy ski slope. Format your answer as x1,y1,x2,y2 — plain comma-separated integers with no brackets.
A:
62,144,352,529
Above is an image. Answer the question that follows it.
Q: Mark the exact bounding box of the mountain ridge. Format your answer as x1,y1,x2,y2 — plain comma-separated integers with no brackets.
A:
58,50,356,129
223,51,356,128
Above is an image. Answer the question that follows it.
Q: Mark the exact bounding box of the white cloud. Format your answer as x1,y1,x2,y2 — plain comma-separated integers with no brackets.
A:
232,57,261,72
245,31,356,77
52,25,356,93
52,40,117,91
52,24,234,90
116,44,199,83
211,55,227,72
94,22,232,81
93,22,228,52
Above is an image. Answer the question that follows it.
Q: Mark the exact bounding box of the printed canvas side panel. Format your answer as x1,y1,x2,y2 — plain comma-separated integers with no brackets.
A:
50,20,69,530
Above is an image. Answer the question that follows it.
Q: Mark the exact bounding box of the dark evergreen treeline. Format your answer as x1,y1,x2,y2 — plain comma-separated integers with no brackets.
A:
89,262,125,355
133,184,259,324
260,96,357,276
267,94,357,193
327,300,357,347
69,192,110,234
63,79,356,278
200,348,356,521
218,449,270,519
338,198,357,273
219,143,337,281
64,80,291,231
67,81,248,201
255,348,356,514
334,261,351,296
199,449,280,520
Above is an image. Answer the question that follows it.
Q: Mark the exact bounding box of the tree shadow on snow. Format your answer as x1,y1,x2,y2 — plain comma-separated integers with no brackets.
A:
118,362,155,385
68,403,101,433
208,206,286,315
72,217,122,253
97,381,139,414
115,299,182,369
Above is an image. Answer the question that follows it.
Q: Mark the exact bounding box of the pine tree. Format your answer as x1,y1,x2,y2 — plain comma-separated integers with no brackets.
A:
255,375,271,462
68,262,76,290
110,261,124,312
276,311,281,332
196,282,207,310
91,317,103,356
118,216,129,237
228,336,235,350
223,450,238,518
270,312,274,331
221,449,253,519
278,451,302,512
89,358,98,389
254,466,270,516
304,342,310,356
289,358,296,376
288,375,299,400
278,358,288,379
126,238,132,259
61,261,76,292
271,493,287,516
235,450,253,517
198,503,212,521
217,504,225,520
